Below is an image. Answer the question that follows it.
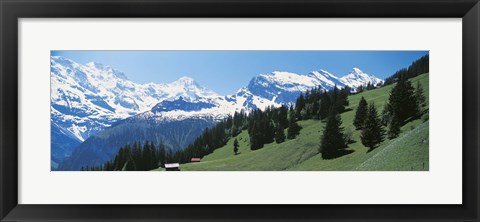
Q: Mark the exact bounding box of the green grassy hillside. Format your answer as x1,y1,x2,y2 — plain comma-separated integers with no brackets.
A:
180,74,429,171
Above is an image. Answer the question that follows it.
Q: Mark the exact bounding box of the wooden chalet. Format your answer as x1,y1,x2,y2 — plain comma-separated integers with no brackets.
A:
191,158,201,163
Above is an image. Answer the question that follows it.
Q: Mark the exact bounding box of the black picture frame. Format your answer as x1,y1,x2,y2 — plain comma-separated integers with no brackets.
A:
1,0,479,221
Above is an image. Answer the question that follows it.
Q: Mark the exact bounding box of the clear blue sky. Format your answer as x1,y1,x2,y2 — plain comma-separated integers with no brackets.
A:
51,50,429,95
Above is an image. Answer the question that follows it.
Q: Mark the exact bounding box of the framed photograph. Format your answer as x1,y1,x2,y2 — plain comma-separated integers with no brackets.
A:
1,0,479,221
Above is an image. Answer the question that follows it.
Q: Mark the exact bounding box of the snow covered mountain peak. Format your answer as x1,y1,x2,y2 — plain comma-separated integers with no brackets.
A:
51,56,84,73
86,61,106,69
51,55,75,65
85,61,128,80
345,67,371,78
352,67,364,74
339,68,383,88
171,76,198,87
312,69,337,77
163,76,220,102
252,71,323,92
308,70,343,88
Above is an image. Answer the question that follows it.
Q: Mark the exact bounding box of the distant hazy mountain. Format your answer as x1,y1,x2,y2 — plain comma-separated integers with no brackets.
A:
51,56,382,170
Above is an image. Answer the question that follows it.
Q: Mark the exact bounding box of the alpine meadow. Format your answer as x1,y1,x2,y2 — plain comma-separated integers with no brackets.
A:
50,51,429,171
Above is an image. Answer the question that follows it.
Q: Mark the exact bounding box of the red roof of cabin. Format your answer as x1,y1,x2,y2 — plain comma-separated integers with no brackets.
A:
191,158,201,162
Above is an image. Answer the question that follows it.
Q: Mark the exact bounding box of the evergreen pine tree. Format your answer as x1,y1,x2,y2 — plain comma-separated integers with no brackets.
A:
278,105,289,129
149,142,157,169
415,82,426,116
330,85,339,112
125,159,136,171
263,119,275,144
295,94,306,120
233,138,239,155
380,101,390,126
353,96,368,129
361,103,385,150
288,105,295,121
357,85,364,93
386,77,418,124
231,125,241,137
312,100,320,119
319,110,345,159
249,122,263,150
113,147,125,170
336,87,350,113
387,113,401,139
275,125,286,143
158,143,166,167
318,92,331,120
366,82,375,90
287,116,301,139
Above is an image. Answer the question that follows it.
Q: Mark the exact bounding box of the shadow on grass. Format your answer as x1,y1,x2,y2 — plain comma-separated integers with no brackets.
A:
322,149,355,159
336,149,354,157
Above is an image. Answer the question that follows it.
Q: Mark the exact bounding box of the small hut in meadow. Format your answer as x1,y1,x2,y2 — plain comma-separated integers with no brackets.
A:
164,163,180,171
191,158,201,163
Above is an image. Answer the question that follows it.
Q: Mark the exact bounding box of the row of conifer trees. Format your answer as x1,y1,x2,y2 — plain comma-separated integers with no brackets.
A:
81,141,167,171
173,104,303,161
383,54,429,86
318,69,427,159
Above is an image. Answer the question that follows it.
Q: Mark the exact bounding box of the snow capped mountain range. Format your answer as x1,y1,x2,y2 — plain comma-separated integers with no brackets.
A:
51,57,227,166
51,57,228,142
51,56,382,169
